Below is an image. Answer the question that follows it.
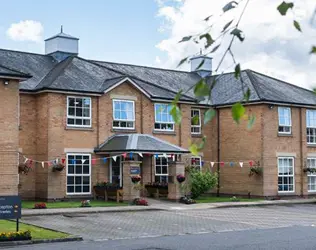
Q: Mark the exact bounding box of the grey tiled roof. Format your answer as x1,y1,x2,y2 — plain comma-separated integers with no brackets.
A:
0,48,315,106
45,32,79,41
95,134,190,153
0,63,31,78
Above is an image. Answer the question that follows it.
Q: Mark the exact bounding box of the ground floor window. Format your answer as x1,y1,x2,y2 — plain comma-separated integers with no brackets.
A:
155,155,169,183
307,158,316,192
191,156,202,171
67,154,91,194
278,157,294,192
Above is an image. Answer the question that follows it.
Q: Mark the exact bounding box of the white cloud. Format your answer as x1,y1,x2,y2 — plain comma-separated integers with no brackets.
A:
155,0,316,88
7,20,43,43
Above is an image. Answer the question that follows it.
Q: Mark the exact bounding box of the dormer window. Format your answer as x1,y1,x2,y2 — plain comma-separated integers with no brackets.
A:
67,96,91,127
112,99,135,129
278,107,291,134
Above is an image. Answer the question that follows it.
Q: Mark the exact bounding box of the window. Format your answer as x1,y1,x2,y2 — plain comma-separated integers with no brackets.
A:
154,103,174,131
191,156,202,171
155,155,169,183
67,154,91,194
112,99,135,129
278,157,294,192
191,109,201,134
307,158,316,192
278,107,291,134
67,97,91,127
306,110,316,144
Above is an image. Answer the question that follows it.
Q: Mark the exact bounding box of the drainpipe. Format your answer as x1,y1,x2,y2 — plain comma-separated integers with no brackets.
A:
217,108,220,197
300,108,304,197
97,97,100,146
140,94,144,134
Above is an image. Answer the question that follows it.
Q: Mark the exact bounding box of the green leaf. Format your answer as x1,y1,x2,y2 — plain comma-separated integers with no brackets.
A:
222,20,234,32
210,44,221,53
199,33,214,48
196,59,205,70
247,114,256,129
243,88,251,102
189,143,199,156
177,57,188,67
204,109,216,124
179,36,192,43
293,20,301,32
192,115,200,125
194,79,210,97
223,1,238,12
204,15,213,21
232,102,245,123
277,1,294,16
198,136,206,150
234,64,241,79
172,90,183,105
230,28,245,42
170,104,182,124
310,46,316,54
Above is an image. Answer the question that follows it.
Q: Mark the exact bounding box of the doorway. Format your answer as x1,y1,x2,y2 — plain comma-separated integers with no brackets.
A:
110,156,122,187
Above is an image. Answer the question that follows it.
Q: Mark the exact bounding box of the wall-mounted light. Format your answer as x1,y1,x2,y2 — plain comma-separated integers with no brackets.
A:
268,104,274,109
3,79,9,85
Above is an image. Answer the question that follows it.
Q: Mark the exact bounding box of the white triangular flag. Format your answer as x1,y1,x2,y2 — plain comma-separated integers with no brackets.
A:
239,162,243,168
56,158,59,164
24,157,28,164
81,159,86,164
210,162,215,168
41,162,45,168
112,155,117,162
138,153,143,158
163,153,167,158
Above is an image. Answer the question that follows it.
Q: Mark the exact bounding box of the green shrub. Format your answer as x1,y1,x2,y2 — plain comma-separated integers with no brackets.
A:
187,169,217,199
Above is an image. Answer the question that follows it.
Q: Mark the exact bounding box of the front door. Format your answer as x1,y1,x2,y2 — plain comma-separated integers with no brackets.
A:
110,156,122,187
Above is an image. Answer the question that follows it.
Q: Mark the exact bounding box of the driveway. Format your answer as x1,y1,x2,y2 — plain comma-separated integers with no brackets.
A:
21,204,316,241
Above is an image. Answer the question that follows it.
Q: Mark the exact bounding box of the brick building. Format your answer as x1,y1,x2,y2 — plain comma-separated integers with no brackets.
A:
1,29,316,200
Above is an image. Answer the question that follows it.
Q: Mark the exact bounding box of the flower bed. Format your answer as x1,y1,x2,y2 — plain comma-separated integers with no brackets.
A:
0,230,31,242
133,198,148,206
33,203,47,209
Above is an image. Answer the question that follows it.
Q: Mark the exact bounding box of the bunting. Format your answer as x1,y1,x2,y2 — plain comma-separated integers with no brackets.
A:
210,162,215,168
239,162,244,168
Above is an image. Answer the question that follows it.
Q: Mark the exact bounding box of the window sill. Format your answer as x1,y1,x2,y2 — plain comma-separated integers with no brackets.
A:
277,133,293,137
65,126,94,132
191,133,203,138
307,144,316,148
277,192,295,195
153,130,176,135
111,128,137,133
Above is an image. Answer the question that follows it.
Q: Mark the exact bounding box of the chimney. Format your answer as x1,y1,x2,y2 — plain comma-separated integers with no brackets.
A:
190,55,212,77
44,26,79,62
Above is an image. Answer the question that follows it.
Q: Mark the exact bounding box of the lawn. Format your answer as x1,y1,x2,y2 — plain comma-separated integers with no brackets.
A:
195,196,264,203
0,220,69,240
22,200,128,209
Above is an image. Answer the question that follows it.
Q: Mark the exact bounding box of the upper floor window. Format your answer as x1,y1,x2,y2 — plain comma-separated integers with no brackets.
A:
278,107,291,134
306,110,316,144
191,109,201,134
154,103,174,131
191,156,202,171
67,97,91,127
112,99,135,129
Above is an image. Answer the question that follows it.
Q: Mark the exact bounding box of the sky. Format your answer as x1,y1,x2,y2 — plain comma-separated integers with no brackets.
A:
0,0,315,89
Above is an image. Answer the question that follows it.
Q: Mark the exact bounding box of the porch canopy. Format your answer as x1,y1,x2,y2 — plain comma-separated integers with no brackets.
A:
94,134,190,154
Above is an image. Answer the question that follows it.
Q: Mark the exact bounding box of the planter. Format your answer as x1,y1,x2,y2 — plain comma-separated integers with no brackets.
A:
248,166,263,177
131,175,141,183
303,167,316,173
18,163,31,175
176,174,186,183
52,164,65,172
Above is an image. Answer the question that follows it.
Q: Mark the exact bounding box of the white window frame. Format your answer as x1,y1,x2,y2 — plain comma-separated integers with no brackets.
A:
112,99,135,130
154,155,174,183
277,157,295,193
154,103,175,131
306,110,316,145
278,107,291,134
307,158,316,192
191,109,201,134
67,96,92,128
191,156,202,171
66,153,91,195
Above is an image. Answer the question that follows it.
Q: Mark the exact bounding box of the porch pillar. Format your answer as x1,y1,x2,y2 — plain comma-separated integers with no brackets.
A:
168,161,185,200
122,160,142,201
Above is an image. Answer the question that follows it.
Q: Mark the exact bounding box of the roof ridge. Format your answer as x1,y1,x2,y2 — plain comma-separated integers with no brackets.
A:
91,59,193,74
0,48,52,58
0,63,31,76
248,69,315,95
245,69,262,100
34,56,74,90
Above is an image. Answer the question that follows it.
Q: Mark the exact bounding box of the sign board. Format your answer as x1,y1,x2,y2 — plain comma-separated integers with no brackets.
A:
0,196,21,219
130,166,140,175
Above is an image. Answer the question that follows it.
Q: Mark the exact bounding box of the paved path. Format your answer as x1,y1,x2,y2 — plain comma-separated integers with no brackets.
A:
21,204,316,241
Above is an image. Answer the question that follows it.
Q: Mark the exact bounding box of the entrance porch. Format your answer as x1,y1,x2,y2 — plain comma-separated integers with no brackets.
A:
94,134,190,201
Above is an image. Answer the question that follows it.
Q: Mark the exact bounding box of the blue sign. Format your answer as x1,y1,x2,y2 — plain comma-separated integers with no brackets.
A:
0,196,21,219
130,166,140,175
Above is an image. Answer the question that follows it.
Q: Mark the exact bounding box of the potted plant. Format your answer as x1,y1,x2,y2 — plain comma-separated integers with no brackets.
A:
52,163,65,172
133,198,148,206
179,196,196,204
303,167,316,173
131,175,141,183
248,166,263,177
176,174,186,183
18,163,32,175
